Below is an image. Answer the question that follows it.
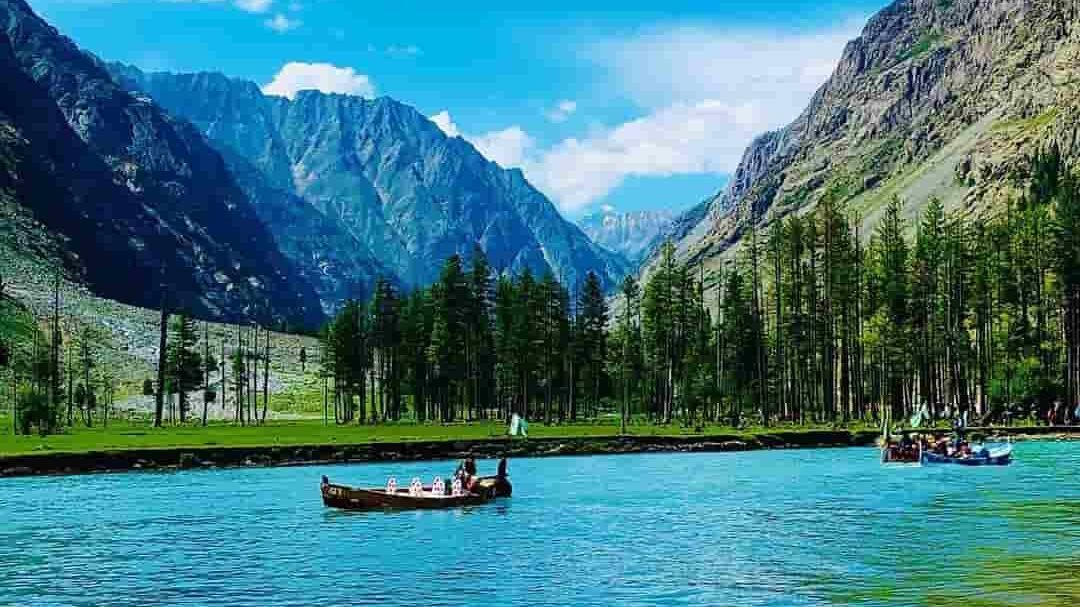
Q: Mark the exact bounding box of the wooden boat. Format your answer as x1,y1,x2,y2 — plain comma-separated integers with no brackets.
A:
879,409,923,464
920,444,1013,466
320,462,512,511
322,478,493,510
881,441,922,464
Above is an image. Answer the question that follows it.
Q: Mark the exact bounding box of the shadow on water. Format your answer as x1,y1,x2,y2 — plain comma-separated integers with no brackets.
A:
823,550,1080,607
320,501,512,522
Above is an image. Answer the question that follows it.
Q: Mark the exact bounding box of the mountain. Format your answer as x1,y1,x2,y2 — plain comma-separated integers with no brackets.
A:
108,66,631,290
0,0,323,327
577,208,673,263
653,0,1080,271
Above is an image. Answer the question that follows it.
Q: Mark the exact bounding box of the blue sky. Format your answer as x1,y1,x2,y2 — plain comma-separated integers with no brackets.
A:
33,0,889,217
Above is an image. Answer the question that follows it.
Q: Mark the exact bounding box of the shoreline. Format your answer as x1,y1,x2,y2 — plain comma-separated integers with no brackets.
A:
1,430,880,478
2,426,1076,478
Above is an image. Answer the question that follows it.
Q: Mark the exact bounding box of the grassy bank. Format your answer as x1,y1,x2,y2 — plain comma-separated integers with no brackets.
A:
0,417,872,458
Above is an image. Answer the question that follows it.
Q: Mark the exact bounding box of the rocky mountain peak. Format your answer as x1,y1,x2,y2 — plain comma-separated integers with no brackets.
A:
0,0,324,326
113,64,629,292
578,208,675,263
653,0,1080,271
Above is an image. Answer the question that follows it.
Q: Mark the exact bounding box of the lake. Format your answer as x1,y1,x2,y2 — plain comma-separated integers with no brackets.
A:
1,442,1078,606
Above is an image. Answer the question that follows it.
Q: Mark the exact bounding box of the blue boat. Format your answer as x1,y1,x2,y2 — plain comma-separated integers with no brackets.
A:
920,444,1013,466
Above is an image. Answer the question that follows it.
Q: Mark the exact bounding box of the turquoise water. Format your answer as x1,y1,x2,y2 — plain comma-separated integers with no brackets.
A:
1,443,1078,606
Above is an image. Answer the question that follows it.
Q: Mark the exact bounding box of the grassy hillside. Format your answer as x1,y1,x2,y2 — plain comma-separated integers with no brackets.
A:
0,193,324,419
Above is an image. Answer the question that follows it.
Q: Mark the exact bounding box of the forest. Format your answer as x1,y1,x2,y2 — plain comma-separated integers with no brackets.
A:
315,149,1080,429
3,151,1080,434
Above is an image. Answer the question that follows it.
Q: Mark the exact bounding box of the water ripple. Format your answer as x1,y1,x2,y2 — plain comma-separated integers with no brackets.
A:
1,443,1078,606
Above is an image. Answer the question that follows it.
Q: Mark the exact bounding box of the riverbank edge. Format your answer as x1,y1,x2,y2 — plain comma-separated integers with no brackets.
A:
0,430,882,477
3,426,1076,478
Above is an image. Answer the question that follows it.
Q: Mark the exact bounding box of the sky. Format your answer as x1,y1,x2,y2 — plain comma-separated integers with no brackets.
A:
32,0,889,218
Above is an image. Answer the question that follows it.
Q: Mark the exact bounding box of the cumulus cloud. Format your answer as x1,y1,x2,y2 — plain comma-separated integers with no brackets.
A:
429,111,461,138
263,62,375,99
472,127,534,169
521,19,863,212
431,19,865,214
264,13,301,32
545,99,577,123
430,111,533,170
529,100,763,211
234,0,272,12
429,102,764,212
588,21,862,118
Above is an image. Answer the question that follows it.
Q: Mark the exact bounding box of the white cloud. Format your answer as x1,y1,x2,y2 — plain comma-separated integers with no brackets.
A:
519,19,863,213
430,101,764,213
431,19,865,214
429,111,461,138
234,0,271,12
528,100,764,212
589,21,863,120
264,13,301,32
158,0,276,15
545,99,577,123
473,127,534,169
263,62,375,99
430,111,532,170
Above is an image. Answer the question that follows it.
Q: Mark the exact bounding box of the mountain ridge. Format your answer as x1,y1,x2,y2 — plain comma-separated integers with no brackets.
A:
0,0,324,327
109,65,631,291
577,208,673,263
650,0,1080,273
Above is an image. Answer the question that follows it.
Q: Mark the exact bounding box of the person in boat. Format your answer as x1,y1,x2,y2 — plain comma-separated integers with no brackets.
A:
452,458,478,493
958,442,973,458
893,435,909,460
932,437,949,456
463,458,480,492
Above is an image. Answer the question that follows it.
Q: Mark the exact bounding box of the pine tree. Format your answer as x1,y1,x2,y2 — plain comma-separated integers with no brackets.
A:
643,241,678,423
77,326,96,427
372,277,402,420
429,255,469,421
870,196,911,420
577,271,607,420
154,296,169,428
467,246,494,420
618,275,641,433
165,314,202,424
401,289,432,421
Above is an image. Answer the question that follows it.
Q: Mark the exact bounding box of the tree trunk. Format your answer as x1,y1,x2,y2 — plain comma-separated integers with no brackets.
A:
154,296,169,428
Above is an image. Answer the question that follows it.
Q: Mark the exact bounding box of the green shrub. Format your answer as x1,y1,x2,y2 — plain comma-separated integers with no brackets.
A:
17,386,61,436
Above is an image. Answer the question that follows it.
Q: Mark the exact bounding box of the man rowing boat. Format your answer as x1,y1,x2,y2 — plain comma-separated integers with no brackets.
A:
451,457,511,496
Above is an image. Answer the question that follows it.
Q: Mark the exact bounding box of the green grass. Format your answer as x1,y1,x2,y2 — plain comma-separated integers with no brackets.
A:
898,30,943,63
0,417,872,457
992,108,1060,135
